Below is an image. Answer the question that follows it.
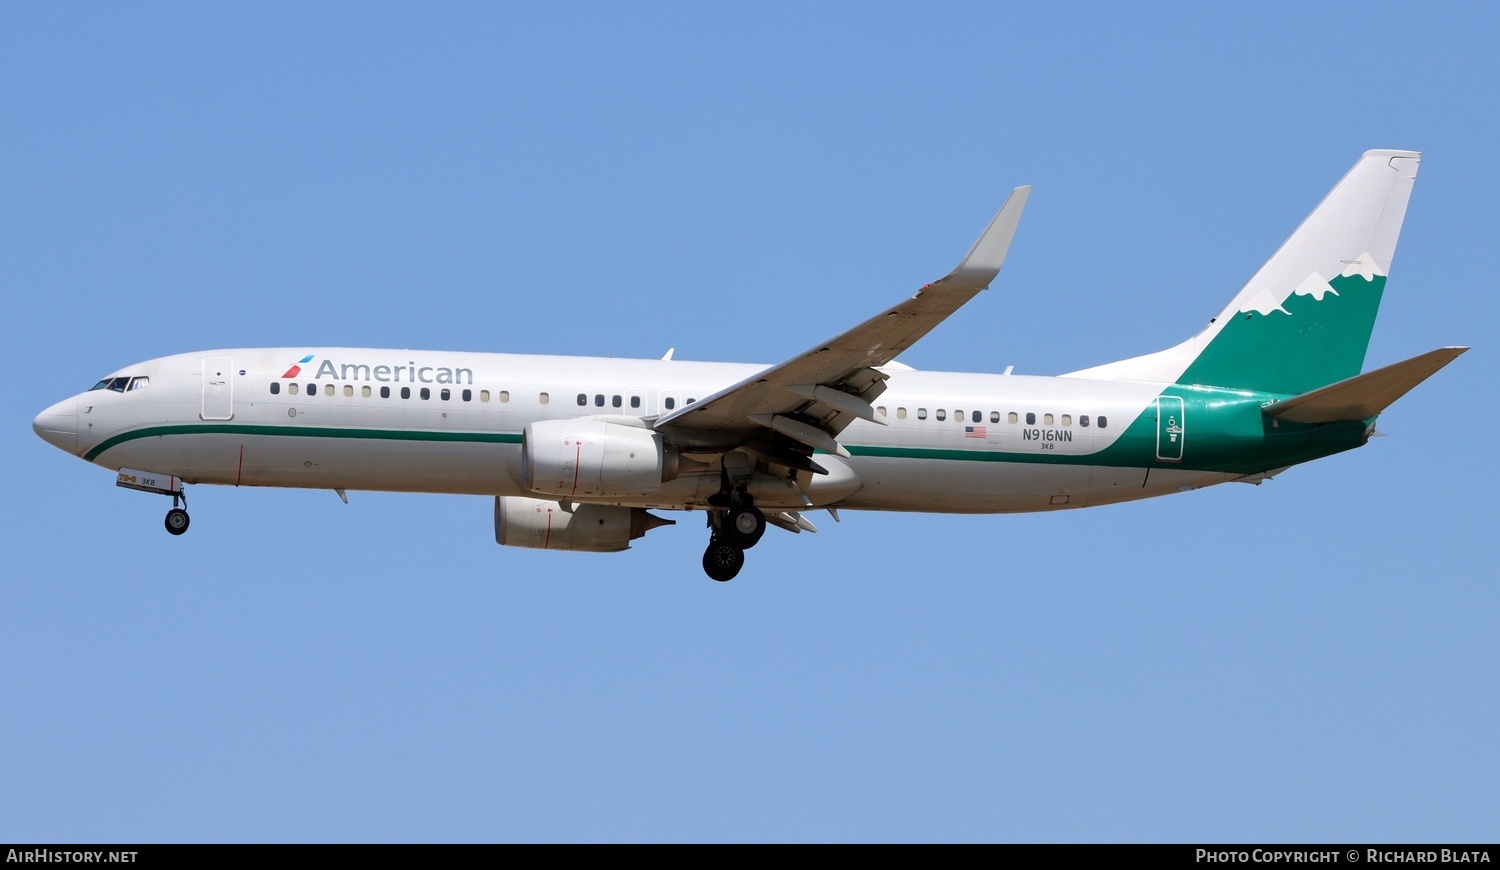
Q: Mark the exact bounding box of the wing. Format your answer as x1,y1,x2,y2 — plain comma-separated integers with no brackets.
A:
654,186,1030,465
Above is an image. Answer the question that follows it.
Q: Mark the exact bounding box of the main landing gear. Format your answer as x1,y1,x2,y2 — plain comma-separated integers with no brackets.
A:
701,488,766,582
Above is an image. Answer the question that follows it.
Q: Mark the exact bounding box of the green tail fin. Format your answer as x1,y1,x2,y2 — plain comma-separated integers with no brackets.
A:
1065,151,1420,395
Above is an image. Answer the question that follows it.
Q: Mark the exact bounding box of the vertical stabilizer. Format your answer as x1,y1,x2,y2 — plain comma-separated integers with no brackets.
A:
1065,151,1420,394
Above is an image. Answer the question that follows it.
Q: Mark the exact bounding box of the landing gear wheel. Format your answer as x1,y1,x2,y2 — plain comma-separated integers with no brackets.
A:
702,537,745,582
722,505,766,549
165,508,190,536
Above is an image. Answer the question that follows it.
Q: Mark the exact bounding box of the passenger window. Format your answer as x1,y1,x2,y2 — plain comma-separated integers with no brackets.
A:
380,386,391,398
665,397,676,410
324,384,334,397
539,392,549,405
897,407,907,420
1061,414,1071,426
401,387,411,399
1098,416,1108,429
591,394,602,407
420,387,430,400
344,385,353,397
441,388,450,401
270,382,281,395
289,383,299,396
496,390,505,403
462,389,472,402
990,411,1000,423
1080,415,1089,427
877,406,886,417
630,396,640,409
953,410,962,423
362,386,371,398
688,398,697,404
1025,412,1035,425
936,409,947,421
917,408,927,420
1044,413,1054,425
972,410,982,423
1008,412,1018,424
306,383,316,395
612,395,622,408
577,393,587,406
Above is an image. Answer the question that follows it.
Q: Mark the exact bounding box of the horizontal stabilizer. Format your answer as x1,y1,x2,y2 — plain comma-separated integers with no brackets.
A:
1262,346,1467,424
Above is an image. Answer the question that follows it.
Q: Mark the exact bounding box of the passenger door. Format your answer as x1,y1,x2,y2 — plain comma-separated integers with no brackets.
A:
201,356,234,421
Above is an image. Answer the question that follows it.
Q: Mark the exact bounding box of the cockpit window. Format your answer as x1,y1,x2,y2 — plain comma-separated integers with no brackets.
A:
90,377,131,392
127,377,149,391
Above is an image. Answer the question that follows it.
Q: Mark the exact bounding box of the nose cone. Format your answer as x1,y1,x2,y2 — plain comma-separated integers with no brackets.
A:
33,397,78,454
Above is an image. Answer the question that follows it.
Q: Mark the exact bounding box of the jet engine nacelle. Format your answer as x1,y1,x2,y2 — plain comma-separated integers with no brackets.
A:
521,418,681,498
494,496,673,553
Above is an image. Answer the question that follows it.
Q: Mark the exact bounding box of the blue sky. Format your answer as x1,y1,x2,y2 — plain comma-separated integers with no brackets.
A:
3,3,1496,842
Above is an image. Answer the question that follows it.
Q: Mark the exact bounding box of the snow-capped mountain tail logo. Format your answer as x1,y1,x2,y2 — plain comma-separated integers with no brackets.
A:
1179,251,1388,396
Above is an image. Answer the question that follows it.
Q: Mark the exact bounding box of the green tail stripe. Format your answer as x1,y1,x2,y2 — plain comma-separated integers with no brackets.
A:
1180,272,1385,394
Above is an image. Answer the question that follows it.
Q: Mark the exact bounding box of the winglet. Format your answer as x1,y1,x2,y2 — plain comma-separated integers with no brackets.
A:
932,185,1031,291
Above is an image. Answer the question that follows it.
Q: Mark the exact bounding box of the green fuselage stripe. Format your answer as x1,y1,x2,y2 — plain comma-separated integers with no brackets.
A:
84,411,1368,478
83,424,523,462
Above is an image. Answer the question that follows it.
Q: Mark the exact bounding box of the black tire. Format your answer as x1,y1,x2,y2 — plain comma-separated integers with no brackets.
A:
721,505,766,549
702,537,745,582
165,508,190,536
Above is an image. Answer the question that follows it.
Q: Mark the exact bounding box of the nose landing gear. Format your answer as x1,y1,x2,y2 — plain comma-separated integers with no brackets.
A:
115,467,191,536
163,488,190,536
165,506,190,535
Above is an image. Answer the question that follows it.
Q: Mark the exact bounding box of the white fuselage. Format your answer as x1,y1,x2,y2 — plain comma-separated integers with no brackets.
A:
38,347,1242,515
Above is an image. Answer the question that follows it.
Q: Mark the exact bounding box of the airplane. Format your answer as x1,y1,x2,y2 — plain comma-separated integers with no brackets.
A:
33,150,1465,581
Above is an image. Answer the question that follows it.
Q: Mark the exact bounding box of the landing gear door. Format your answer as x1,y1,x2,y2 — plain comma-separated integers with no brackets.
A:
201,356,234,421
1156,395,1184,462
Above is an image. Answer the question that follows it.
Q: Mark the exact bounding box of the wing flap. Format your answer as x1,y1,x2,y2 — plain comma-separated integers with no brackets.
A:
1262,346,1467,424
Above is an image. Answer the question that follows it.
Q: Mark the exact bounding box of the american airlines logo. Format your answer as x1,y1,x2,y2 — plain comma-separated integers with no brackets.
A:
280,353,474,385
280,354,315,378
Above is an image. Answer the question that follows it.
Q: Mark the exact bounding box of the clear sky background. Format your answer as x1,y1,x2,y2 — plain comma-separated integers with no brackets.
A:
3,3,1496,843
